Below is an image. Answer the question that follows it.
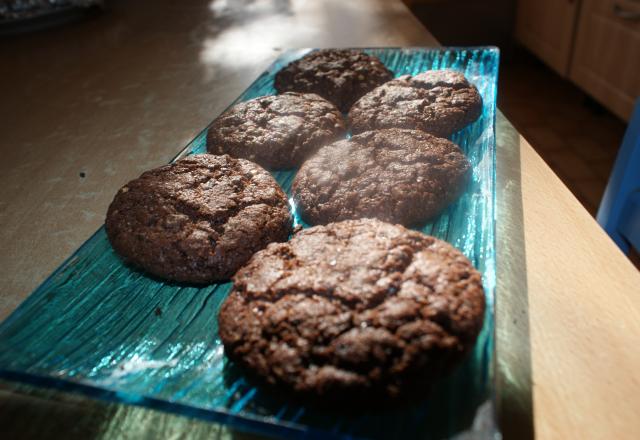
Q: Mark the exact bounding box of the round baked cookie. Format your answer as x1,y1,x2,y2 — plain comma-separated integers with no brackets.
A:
291,128,471,226
207,93,346,170
274,49,394,113
105,154,293,283
349,69,483,137
218,218,486,400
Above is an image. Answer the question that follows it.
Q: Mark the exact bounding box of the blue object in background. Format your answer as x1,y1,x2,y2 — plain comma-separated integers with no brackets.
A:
0,47,500,440
597,99,640,255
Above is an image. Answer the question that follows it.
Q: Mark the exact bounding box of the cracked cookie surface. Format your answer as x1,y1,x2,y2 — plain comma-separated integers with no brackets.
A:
292,128,471,226
274,49,393,112
105,154,292,283
207,92,346,170
218,218,485,400
349,69,483,137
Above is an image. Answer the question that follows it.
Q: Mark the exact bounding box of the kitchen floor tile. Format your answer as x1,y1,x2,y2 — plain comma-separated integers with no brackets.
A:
566,135,615,163
573,178,608,209
498,46,627,217
544,150,597,180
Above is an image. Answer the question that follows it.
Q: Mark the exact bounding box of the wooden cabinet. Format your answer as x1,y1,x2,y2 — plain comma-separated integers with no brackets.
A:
570,0,640,121
515,0,579,76
516,0,640,121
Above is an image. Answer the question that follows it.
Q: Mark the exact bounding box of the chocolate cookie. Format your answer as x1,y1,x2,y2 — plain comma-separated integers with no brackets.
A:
207,93,346,170
274,49,394,112
105,154,292,283
349,69,483,137
292,128,471,226
218,218,486,400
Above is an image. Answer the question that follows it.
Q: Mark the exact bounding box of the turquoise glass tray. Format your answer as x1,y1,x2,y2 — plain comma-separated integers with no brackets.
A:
0,47,499,439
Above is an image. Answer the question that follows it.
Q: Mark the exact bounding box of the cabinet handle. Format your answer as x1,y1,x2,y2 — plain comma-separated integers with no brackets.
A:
613,3,640,20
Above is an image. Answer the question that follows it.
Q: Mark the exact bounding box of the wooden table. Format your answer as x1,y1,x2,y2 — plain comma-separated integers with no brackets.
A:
1,1,638,438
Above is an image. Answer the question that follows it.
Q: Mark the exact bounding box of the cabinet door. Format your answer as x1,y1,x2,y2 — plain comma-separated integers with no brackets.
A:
515,0,579,76
570,0,640,121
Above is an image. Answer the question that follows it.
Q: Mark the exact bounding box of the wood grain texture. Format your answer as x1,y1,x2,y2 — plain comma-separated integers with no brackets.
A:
570,0,640,121
515,0,579,76
519,135,640,440
496,111,640,439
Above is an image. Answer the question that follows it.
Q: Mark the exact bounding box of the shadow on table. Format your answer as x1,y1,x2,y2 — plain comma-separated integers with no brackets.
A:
495,111,535,439
0,380,114,440
0,379,265,440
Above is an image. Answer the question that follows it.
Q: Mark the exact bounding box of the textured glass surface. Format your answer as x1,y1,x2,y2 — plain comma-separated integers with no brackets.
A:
0,48,499,439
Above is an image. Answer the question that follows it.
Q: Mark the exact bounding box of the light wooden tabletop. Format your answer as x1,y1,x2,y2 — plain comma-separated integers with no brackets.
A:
0,0,638,439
